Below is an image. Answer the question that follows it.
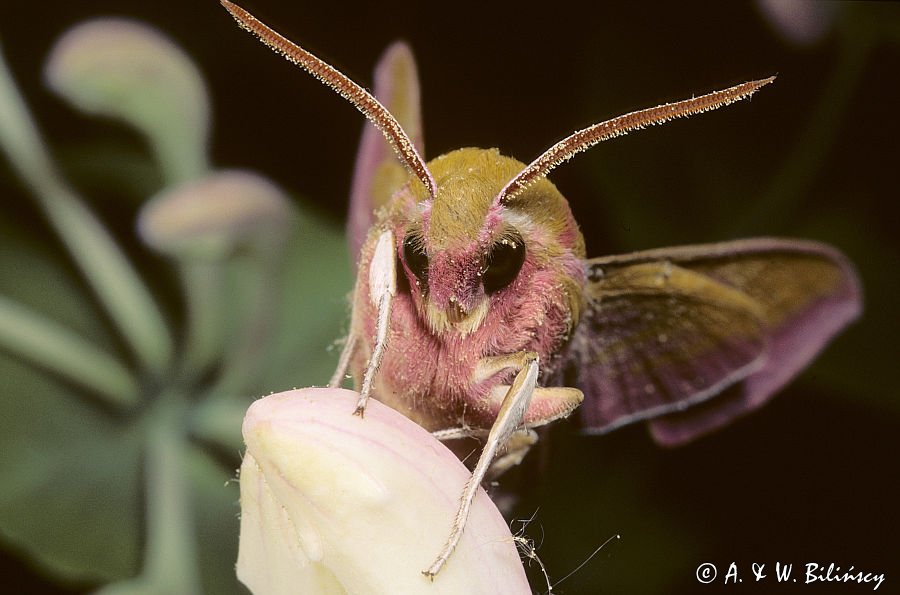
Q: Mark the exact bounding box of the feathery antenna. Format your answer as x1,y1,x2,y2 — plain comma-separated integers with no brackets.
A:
221,0,436,198
496,77,775,205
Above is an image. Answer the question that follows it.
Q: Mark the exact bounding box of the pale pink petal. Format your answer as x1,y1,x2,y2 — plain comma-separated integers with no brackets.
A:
237,388,530,594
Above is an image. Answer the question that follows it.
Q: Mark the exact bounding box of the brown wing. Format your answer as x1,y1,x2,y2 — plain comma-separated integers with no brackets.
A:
565,238,861,445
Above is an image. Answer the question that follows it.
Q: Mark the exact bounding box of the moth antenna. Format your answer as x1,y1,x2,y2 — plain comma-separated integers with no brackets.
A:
221,0,436,198
496,76,776,205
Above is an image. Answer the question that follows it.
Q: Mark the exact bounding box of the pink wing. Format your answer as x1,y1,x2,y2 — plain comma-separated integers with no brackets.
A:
564,238,861,446
347,42,425,259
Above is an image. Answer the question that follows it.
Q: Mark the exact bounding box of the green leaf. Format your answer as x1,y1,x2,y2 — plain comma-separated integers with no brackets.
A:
0,49,174,375
0,353,142,582
0,219,142,582
192,203,351,449
257,205,353,391
0,217,111,344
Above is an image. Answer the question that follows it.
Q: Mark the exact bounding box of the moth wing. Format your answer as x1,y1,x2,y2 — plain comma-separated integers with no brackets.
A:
568,238,861,446
566,259,769,439
348,42,424,259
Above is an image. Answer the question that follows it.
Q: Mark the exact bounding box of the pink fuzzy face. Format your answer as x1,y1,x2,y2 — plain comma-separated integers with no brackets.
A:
400,227,527,312
384,167,585,350
382,148,586,346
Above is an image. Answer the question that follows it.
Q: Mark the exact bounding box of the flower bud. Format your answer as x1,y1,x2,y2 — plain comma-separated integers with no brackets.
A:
44,18,210,181
138,170,294,259
756,0,837,46
237,388,530,594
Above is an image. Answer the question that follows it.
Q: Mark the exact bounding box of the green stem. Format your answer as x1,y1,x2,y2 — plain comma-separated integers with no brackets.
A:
179,261,225,377
211,251,282,396
0,295,139,407
0,42,173,375
142,394,202,595
728,25,873,236
94,394,203,595
151,129,210,187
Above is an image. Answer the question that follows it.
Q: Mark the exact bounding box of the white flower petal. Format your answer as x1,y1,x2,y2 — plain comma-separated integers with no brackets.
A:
237,388,531,594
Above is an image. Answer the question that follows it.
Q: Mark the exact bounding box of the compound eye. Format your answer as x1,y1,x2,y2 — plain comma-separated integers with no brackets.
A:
482,232,525,294
402,233,428,287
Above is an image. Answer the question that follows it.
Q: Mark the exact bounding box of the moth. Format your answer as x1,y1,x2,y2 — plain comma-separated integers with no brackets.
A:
222,0,862,578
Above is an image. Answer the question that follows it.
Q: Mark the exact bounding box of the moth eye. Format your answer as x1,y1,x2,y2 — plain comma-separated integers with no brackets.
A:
402,233,428,287
482,233,526,294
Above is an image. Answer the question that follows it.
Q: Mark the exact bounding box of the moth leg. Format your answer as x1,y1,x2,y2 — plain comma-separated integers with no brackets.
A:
487,384,584,429
431,426,485,442
476,353,584,421
354,229,396,417
328,332,357,388
434,382,582,454
423,352,539,579
431,425,536,479
481,384,582,478
473,351,537,383
488,428,538,480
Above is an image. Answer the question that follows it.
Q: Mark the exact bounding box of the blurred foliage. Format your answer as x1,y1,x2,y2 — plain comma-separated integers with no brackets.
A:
0,14,350,595
0,1,898,594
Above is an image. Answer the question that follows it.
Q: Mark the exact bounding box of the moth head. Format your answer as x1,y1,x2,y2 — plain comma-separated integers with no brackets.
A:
397,148,582,335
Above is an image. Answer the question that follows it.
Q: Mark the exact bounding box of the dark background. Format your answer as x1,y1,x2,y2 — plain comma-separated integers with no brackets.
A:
2,1,898,593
